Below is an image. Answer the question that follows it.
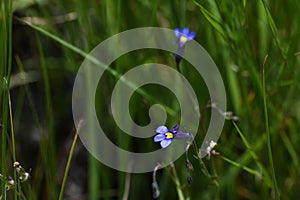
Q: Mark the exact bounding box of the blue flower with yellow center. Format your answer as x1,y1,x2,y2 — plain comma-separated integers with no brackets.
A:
174,27,196,47
174,27,196,68
154,125,179,148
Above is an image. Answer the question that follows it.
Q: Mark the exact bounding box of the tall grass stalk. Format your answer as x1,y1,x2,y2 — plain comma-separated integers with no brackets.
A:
1,80,9,199
15,57,41,127
8,84,19,199
232,121,271,184
1,0,13,198
103,0,124,198
220,155,262,177
167,163,185,200
36,33,58,199
262,56,280,199
58,124,80,200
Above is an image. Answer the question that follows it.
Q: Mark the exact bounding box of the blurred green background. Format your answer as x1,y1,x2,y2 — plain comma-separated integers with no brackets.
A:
1,0,300,199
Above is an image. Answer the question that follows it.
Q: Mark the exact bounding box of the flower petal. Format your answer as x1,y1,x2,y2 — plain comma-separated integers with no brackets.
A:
183,27,189,35
156,126,168,134
172,124,179,132
154,134,165,142
160,139,172,148
174,131,193,141
187,32,196,41
174,28,181,38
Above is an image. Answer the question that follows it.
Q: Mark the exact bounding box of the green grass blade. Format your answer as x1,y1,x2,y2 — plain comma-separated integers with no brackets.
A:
58,127,79,200
220,133,272,188
233,122,261,163
8,87,19,200
16,17,177,118
0,2,8,196
262,56,280,199
243,0,247,8
1,0,13,197
193,0,226,40
280,133,300,176
1,81,9,199
226,65,241,113
15,56,41,128
220,155,261,178
232,121,272,185
260,0,286,60
36,33,58,199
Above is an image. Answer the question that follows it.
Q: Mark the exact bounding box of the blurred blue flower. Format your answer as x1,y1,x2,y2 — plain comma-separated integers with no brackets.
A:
174,27,196,47
154,125,179,148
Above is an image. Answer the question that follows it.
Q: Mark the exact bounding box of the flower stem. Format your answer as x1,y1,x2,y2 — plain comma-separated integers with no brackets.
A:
170,163,185,200
58,121,81,200
262,55,280,199
192,140,219,187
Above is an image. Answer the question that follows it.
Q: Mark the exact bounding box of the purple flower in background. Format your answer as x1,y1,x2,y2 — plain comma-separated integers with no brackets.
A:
154,125,179,148
174,27,196,47
154,125,194,148
174,28,196,68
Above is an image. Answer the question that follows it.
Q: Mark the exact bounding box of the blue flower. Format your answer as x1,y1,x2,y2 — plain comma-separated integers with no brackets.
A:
154,125,179,148
174,28,196,47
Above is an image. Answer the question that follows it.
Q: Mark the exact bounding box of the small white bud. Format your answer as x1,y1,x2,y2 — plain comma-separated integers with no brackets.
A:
205,140,218,158
20,172,30,182
13,161,20,168
7,179,14,186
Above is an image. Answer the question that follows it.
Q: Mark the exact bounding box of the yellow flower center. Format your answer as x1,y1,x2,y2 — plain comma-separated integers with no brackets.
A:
180,36,188,44
165,132,174,139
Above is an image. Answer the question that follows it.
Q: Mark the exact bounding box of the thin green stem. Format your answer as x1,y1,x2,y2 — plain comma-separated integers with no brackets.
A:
1,0,13,196
232,121,271,184
220,155,261,178
192,140,209,177
261,0,286,61
169,163,185,200
192,140,219,188
1,78,8,198
58,122,80,200
262,56,280,199
8,85,20,200
1,88,8,198
8,86,16,163
15,56,41,128
36,33,58,199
